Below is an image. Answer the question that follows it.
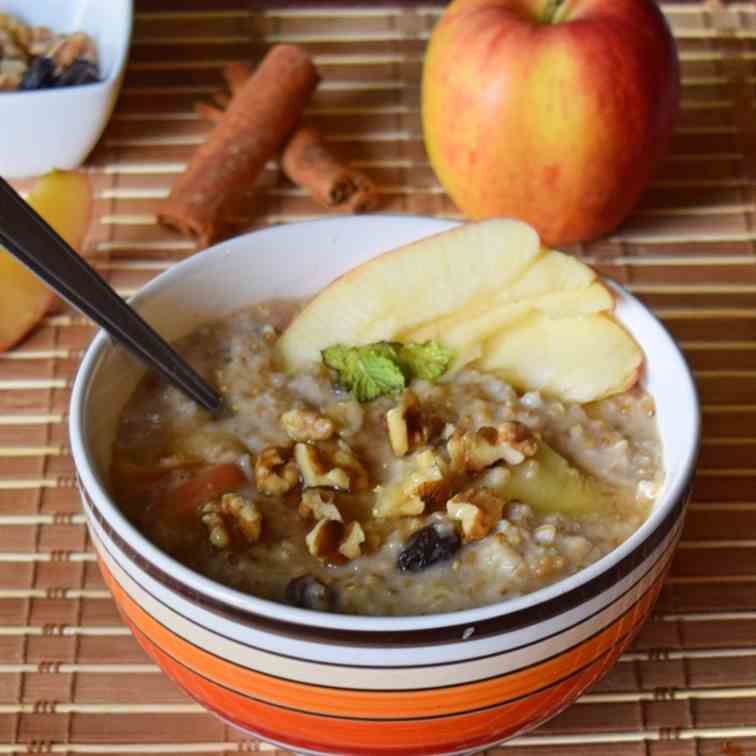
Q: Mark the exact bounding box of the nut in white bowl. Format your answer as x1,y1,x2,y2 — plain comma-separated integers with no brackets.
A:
0,0,132,178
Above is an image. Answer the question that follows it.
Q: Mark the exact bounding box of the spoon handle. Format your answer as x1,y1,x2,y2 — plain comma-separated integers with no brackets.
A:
0,177,224,415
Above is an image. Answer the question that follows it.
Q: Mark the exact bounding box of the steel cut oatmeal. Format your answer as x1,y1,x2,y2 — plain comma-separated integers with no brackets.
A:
111,301,664,616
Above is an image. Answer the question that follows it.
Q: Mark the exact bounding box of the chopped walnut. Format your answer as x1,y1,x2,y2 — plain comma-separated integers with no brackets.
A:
200,505,230,549
0,27,26,60
385,390,444,457
447,487,504,542
46,31,97,73
298,489,343,522
280,407,335,442
221,493,262,543
447,421,538,473
0,14,31,49
24,26,54,57
305,518,343,559
0,71,22,90
0,31,26,89
200,494,263,548
295,443,350,489
254,446,299,496
295,440,368,491
304,516,365,562
373,449,450,518
339,521,366,560
332,439,369,490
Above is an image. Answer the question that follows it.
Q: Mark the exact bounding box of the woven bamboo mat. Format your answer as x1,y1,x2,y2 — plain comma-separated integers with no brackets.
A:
2,0,756,754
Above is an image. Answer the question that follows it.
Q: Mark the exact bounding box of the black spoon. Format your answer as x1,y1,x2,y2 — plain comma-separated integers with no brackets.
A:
0,176,224,415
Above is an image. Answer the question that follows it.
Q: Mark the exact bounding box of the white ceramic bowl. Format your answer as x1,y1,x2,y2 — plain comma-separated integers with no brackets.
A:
70,216,700,755
0,0,132,178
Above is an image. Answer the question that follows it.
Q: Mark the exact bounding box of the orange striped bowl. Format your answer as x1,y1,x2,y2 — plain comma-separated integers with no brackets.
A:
70,216,700,755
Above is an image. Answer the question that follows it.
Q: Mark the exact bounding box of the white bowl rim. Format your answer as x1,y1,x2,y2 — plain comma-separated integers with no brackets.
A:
70,214,700,633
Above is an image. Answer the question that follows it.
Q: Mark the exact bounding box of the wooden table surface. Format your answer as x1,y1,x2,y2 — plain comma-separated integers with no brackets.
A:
2,1,756,754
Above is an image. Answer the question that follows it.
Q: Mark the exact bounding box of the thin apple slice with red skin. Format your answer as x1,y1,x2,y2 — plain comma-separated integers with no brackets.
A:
278,219,541,371
478,311,643,403
280,218,642,404
500,248,599,301
404,282,614,372
0,171,92,352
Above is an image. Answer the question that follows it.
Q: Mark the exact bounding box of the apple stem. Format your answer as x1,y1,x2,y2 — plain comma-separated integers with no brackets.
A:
541,0,567,23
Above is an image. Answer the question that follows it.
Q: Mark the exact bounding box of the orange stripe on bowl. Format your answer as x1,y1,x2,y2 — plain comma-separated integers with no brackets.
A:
98,552,667,720
128,617,629,755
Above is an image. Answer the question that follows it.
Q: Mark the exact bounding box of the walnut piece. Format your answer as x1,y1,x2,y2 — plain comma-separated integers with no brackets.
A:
373,449,450,518
281,407,335,442
339,521,366,560
0,27,27,61
200,504,230,549
0,14,32,50
0,30,26,89
46,31,97,73
305,517,365,561
295,444,350,489
447,421,538,473
299,489,342,522
24,26,55,57
385,390,443,457
446,487,504,543
200,494,262,548
295,440,368,491
254,446,299,496
305,518,343,559
221,493,262,543
331,439,370,490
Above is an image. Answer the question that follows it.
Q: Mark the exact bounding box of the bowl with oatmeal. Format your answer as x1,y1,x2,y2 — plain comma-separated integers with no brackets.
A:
70,215,699,755
0,0,132,178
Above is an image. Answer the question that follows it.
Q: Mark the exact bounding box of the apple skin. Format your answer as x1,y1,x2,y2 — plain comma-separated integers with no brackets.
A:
0,171,92,352
422,0,681,246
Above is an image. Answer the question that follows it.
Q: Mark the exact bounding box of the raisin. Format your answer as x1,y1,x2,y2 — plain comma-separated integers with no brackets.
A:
285,575,334,612
397,524,460,573
18,57,56,90
55,59,98,87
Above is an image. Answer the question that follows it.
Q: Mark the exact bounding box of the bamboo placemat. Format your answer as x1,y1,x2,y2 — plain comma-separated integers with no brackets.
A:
2,1,756,754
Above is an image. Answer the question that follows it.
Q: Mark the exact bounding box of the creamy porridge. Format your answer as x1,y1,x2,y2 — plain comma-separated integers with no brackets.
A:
111,301,663,616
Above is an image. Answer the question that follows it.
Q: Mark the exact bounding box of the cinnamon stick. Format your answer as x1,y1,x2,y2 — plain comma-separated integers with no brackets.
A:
159,45,319,247
202,62,378,213
281,126,378,212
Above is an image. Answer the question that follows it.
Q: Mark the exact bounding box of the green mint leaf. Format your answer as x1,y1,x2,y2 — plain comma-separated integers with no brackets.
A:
320,344,352,374
397,341,453,381
322,343,405,402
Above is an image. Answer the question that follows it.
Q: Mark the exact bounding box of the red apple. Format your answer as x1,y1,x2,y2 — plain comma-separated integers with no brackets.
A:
422,0,680,246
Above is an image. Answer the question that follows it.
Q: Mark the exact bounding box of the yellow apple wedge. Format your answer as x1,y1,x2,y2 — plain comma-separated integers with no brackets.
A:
404,283,614,372
278,219,541,371
500,442,616,516
477,311,643,403
0,171,92,352
501,248,598,301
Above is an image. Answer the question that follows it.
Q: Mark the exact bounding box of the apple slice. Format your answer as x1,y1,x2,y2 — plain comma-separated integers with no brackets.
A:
500,248,598,301
0,171,92,352
404,282,614,371
278,219,541,370
478,311,643,403
279,219,643,404
500,442,616,516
